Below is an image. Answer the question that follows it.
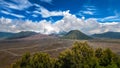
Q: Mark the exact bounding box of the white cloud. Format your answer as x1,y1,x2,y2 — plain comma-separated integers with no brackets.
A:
103,16,117,20
0,0,32,10
77,10,95,16
26,11,31,14
1,10,10,15
32,14,38,17
1,10,25,18
40,0,52,3
99,15,119,22
98,11,120,22
33,6,71,18
0,11,120,35
82,11,94,15
33,11,41,14
77,5,97,16
11,14,25,18
84,5,96,11
33,7,70,18
34,4,41,7
0,17,56,34
39,7,67,18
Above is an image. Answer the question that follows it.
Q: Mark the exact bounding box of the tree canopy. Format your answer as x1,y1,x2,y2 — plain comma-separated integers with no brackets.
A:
11,42,120,68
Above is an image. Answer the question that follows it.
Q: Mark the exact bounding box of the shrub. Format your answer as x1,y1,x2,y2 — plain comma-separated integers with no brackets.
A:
11,42,120,68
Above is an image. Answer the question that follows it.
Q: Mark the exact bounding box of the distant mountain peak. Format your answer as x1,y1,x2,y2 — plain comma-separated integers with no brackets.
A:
62,30,92,40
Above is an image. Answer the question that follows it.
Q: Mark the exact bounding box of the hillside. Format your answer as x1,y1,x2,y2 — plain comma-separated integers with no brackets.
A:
8,31,38,39
62,30,92,40
0,32,15,39
0,31,38,39
92,32,120,39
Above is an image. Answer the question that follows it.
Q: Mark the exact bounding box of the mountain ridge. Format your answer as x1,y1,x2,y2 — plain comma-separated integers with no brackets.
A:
92,32,120,39
0,31,38,39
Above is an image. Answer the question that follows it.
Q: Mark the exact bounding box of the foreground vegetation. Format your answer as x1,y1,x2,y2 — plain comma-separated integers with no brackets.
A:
11,42,120,68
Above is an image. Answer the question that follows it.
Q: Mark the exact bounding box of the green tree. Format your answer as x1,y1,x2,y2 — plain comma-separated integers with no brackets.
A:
29,52,55,68
95,48,104,58
11,41,120,68
11,52,31,68
11,52,56,68
57,42,98,68
99,48,116,66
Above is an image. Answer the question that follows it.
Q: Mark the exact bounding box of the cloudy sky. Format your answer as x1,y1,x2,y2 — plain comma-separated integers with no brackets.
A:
0,0,120,34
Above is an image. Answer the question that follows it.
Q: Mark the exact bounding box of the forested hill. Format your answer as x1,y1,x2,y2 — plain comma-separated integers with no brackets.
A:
62,30,92,40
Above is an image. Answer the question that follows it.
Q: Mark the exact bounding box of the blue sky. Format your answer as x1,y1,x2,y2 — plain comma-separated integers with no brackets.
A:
1,0,120,22
0,0,120,34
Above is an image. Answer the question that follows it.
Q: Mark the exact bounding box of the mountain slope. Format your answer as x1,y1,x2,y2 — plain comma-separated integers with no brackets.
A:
0,32,15,39
0,31,38,39
8,31,38,39
62,30,92,40
92,32,120,39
